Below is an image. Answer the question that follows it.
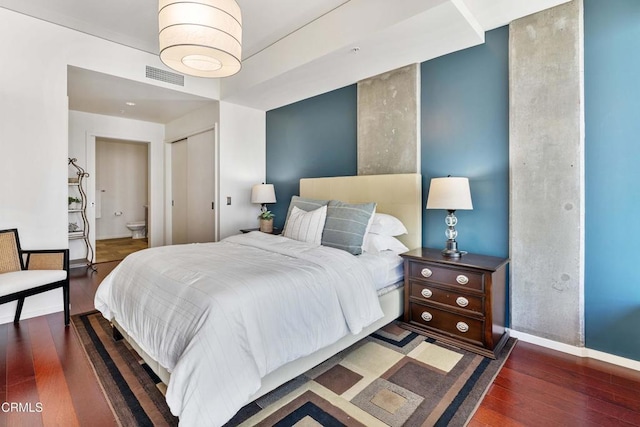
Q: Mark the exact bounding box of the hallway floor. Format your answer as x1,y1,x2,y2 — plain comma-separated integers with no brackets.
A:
95,237,147,263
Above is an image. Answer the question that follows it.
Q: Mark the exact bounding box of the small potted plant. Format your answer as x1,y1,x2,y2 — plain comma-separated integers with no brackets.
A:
258,210,275,233
68,196,82,210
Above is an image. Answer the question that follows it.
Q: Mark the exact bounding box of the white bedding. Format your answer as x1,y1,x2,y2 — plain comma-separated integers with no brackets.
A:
94,232,383,426
359,251,405,291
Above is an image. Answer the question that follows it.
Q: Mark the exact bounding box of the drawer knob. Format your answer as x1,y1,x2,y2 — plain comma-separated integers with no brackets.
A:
456,296,469,307
456,274,469,285
421,268,433,278
456,322,469,333
421,311,433,322
421,288,433,298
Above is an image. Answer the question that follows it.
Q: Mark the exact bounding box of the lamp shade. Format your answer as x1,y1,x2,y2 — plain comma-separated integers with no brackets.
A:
159,0,242,78
426,177,473,210
251,184,276,204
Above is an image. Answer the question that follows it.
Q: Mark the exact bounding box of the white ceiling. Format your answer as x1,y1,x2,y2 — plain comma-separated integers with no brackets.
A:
67,66,214,124
0,0,569,123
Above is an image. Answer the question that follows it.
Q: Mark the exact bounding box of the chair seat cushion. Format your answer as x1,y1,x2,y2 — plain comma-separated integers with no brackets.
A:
0,270,67,296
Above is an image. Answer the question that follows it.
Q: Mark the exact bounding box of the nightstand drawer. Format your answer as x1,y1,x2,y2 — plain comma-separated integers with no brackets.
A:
409,281,483,313
408,302,484,346
408,261,484,291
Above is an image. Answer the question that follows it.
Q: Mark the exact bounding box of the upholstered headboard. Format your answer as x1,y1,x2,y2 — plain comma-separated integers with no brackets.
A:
299,173,422,250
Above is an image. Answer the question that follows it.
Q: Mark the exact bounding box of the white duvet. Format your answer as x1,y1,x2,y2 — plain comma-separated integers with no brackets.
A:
94,232,383,426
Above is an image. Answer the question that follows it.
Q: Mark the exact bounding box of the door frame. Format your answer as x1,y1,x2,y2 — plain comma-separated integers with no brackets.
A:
85,133,154,261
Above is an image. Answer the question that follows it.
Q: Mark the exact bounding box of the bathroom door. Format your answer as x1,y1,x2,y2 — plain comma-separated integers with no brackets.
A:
171,130,216,244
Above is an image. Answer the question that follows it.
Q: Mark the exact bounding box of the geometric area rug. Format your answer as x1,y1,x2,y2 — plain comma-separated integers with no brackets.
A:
226,322,516,426
72,311,515,427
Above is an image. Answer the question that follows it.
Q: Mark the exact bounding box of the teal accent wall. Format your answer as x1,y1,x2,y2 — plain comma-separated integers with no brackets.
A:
265,4,640,361
584,0,640,360
266,28,509,256
265,86,357,228
421,27,509,258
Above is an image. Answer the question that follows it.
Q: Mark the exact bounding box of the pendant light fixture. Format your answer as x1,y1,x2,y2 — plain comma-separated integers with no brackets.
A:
158,0,242,78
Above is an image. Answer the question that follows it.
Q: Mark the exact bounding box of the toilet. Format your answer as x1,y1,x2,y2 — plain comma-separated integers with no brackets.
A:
126,221,146,239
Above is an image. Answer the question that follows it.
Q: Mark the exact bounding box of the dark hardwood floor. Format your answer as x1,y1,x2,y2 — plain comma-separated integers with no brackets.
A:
471,341,640,426
1,262,119,427
2,261,640,426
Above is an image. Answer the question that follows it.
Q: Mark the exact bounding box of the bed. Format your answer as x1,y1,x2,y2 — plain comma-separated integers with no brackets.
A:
94,173,422,426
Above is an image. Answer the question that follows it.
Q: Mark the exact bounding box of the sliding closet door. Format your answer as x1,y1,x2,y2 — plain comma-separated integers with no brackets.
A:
171,130,216,245
171,139,188,245
186,130,215,243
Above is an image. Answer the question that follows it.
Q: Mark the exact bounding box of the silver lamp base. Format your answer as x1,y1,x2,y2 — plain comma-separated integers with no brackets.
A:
441,239,464,258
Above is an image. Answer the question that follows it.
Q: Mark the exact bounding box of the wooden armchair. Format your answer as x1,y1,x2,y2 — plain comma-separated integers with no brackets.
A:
0,229,70,325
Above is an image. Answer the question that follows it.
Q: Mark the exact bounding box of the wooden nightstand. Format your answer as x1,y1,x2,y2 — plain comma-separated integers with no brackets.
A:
239,227,281,235
400,247,509,359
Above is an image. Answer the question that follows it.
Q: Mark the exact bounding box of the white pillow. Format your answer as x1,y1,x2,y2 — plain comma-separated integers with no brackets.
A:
283,205,327,245
362,233,409,255
369,213,408,236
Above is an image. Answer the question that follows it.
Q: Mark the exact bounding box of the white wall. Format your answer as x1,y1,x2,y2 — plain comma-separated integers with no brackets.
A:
96,139,148,240
0,13,68,249
218,102,267,238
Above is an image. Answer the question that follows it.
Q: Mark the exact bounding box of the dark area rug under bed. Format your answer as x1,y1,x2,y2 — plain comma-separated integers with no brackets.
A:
72,311,515,426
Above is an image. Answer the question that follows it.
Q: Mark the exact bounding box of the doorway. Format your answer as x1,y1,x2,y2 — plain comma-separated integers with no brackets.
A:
95,137,149,262
67,65,219,261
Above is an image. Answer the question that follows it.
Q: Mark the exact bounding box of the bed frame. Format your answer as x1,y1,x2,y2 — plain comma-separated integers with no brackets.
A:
114,173,422,412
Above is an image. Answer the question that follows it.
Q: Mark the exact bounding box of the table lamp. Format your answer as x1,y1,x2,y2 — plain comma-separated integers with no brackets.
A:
426,176,473,258
251,183,276,213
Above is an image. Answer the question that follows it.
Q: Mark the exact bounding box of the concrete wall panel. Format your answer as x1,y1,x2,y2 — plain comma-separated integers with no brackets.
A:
509,0,584,345
357,64,420,175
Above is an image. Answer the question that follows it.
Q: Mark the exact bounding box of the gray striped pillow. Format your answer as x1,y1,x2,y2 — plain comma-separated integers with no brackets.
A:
283,205,327,244
285,196,330,223
321,200,376,255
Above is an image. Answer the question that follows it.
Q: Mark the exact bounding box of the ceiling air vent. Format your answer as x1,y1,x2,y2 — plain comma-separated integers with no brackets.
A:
145,66,184,86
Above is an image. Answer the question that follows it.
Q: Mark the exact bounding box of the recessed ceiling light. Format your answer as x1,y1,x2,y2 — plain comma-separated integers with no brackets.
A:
125,102,136,106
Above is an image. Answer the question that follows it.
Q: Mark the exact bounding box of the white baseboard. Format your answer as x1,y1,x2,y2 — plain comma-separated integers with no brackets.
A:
0,303,63,325
508,328,640,372
0,289,64,325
